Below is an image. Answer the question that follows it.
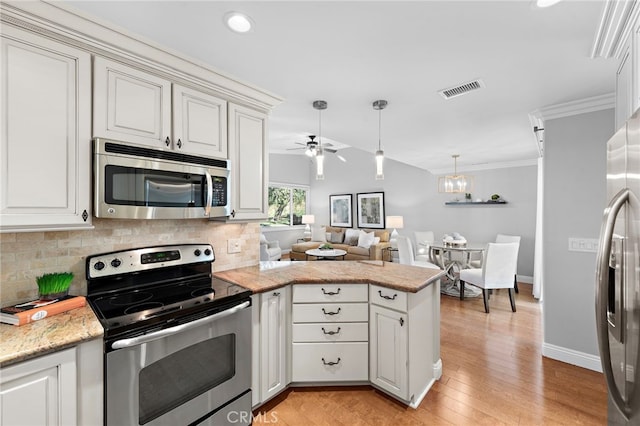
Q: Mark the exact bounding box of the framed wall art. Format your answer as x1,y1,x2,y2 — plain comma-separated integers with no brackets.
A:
356,192,385,229
329,194,353,227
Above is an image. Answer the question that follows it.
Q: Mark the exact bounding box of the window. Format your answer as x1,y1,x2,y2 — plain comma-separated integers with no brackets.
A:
262,184,309,227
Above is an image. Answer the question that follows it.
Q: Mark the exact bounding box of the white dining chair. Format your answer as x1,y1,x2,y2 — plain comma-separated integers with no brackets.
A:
413,231,435,263
396,236,440,269
459,242,519,313
469,234,521,293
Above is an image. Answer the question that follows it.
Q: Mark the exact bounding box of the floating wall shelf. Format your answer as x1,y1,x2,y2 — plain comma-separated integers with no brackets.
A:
444,201,507,206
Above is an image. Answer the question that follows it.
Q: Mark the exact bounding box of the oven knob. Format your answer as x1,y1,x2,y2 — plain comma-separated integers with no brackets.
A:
94,261,105,271
111,258,122,268
194,249,201,257
204,248,212,256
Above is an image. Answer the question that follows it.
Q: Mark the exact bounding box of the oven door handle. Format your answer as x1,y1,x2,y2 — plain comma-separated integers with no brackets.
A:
111,300,250,350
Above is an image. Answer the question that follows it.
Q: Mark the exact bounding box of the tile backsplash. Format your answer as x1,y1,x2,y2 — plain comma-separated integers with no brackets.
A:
0,219,259,306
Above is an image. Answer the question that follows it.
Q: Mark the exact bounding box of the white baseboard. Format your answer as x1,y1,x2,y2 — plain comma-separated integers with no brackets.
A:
517,275,533,284
542,342,602,372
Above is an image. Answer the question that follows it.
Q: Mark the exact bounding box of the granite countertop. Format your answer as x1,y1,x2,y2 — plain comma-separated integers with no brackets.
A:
0,261,443,367
214,260,445,294
0,305,103,367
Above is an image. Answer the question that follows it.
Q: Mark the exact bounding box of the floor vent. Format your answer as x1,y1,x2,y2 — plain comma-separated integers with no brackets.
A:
438,79,484,100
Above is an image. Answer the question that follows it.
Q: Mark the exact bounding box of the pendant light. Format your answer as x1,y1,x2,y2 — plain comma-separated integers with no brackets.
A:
438,154,474,193
313,100,327,180
373,100,387,180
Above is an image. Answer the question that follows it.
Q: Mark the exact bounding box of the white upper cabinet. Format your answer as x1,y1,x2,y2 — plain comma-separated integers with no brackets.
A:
94,57,228,158
0,25,92,232
173,84,227,158
93,57,171,148
226,103,268,221
634,19,640,114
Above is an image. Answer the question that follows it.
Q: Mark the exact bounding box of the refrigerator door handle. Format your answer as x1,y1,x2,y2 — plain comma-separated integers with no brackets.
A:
596,187,630,420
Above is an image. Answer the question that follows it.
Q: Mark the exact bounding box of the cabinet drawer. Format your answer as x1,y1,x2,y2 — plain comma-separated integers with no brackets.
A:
292,303,368,323
292,342,368,382
369,285,408,312
293,284,368,303
292,322,369,343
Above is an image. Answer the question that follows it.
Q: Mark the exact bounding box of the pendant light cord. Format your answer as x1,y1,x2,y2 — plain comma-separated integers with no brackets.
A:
378,108,382,151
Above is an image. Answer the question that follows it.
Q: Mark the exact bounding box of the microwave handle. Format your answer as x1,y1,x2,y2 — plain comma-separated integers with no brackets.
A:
204,171,213,216
111,300,250,349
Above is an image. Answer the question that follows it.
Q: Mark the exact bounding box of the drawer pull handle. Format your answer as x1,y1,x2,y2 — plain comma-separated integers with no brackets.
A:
378,290,398,300
322,307,341,316
273,292,280,297
322,357,341,366
322,327,341,335
322,288,341,296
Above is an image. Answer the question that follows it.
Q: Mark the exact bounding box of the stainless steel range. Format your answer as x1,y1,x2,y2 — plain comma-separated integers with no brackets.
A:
86,243,252,426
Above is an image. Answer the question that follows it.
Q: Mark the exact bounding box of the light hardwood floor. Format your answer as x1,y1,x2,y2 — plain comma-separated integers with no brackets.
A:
253,282,607,425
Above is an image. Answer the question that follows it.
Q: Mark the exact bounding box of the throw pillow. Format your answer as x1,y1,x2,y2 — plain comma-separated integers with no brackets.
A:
373,236,380,245
344,229,360,246
330,229,345,244
357,230,376,249
311,226,327,242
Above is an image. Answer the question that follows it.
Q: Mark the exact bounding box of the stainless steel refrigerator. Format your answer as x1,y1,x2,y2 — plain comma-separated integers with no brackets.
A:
596,108,640,424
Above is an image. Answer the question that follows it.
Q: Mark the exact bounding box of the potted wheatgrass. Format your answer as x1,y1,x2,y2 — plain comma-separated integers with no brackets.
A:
36,272,74,301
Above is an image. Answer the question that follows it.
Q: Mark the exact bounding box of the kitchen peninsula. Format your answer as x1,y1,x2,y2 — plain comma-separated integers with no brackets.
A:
215,260,444,409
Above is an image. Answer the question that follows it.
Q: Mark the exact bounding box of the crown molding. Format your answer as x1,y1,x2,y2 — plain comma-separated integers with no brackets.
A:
0,1,283,112
591,0,639,59
533,93,615,121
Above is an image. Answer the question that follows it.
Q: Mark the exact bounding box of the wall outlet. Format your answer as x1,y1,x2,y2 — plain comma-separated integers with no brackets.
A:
227,238,241,254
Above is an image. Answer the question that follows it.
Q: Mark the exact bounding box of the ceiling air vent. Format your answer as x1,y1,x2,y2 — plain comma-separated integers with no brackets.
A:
438,79,484,100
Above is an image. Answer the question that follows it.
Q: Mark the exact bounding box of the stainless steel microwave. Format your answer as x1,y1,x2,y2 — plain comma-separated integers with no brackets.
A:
93,138,230,220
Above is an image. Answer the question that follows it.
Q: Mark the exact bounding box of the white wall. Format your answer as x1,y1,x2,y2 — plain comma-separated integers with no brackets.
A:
542,108,613,369
270,146,538,278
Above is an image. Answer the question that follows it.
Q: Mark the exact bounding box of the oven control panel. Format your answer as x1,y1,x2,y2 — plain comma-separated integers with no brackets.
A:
87,244,215,278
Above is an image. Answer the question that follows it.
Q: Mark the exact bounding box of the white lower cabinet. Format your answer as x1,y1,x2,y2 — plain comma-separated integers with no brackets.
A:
252,282,442,410
0,339,102,426
252,287,290,408
369,283,442,408
291,284,368,383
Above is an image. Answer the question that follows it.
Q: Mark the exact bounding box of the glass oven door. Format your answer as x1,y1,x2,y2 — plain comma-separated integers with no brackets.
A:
105,301,251,426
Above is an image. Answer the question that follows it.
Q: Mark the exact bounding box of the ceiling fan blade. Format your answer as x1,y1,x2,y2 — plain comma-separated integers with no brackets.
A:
294,142,307,146
286,147,305,151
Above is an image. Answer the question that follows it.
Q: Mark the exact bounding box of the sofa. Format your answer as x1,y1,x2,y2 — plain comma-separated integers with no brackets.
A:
290,226,391,261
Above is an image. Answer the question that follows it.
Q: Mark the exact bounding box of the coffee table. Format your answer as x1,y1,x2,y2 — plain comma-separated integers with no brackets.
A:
305,248,347,260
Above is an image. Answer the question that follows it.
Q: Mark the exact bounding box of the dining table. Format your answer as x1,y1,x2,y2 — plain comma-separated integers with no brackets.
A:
420,241,486,298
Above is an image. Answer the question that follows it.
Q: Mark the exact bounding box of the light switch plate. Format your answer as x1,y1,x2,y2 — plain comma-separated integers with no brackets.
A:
227,239,241,254
568,237,599,253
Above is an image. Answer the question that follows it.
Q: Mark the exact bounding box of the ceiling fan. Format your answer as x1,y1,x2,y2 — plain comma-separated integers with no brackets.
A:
287,135,346,162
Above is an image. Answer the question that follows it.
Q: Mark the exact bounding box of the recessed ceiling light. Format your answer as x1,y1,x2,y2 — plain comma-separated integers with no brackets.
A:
224,12,253,33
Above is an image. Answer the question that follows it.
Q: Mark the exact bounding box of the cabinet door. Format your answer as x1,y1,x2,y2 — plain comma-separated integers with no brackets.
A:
1,26,92,231
0,348,77,426
227,103,268,220
369,304,408,400
93,56,171,147
615,42,632,131
173,84,227,158
260,287,288,401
